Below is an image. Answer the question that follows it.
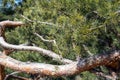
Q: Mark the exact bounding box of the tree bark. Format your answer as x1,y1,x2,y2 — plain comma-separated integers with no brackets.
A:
0,51,119,77
0,65,5,80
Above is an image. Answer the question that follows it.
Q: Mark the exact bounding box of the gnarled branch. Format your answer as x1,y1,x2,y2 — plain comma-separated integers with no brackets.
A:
0,50,119,77
0,20,24,80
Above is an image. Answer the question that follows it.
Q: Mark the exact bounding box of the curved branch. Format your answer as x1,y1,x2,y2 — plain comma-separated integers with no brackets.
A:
5,75,29,80
0,51,119,77
4,71,20,80
0,37,73,64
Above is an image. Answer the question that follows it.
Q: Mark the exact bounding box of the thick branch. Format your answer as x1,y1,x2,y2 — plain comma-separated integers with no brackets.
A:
0,20,24,28
0,51,119,77
0,37,73,64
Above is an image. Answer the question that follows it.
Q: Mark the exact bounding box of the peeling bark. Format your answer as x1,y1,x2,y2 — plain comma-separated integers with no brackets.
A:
0,51,119,77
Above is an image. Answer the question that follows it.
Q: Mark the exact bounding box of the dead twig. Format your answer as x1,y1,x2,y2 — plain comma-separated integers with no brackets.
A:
21,15,57,26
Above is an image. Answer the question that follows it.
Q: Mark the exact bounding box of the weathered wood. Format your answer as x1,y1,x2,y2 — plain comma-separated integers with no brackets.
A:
0,21,24,80
0,65,5,80
0,37,73,64
0,51,119,77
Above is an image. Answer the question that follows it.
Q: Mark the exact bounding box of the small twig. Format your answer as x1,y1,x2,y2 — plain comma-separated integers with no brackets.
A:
115,10,120,14
93,71,117,80
4,71,20,80
82,44,93,56
5,75,29,80
89,25,104,31
4,71,31,80
20,15,34,23
34,32,63,59
34,32,56,44
20,42,33,46
20,15,57,26
90,68,118,80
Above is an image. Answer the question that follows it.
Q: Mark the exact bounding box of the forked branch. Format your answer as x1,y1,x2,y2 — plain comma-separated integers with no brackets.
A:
0,37,73,64
0,21,120,78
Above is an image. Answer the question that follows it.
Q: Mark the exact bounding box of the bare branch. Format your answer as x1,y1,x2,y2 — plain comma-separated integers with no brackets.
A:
0,50,119,77
89,25,104,31
5,75,29,80
82,44,93,56
34,32,63,57
92,71,117,80
4,71,20,80
20,15,57,26
0,37,73,64
34,32,56,44
3,42,33,55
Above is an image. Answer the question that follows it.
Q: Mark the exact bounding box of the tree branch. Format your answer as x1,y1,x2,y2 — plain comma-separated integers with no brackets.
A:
34,32,56,44
4,71,20,80
34,32,63,57
0,20,24,80
0,20,24,28
82,44,93,56
20,15,57,26
0,20,119,78
92,71,117,80
0,50,119,77
0,37,73,64
5,75,29,80
0,20,73,64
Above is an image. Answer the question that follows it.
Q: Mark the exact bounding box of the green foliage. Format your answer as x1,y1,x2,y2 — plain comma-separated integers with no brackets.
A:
2,0,120,79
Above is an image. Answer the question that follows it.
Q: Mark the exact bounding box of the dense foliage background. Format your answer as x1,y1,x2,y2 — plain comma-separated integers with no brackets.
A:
0,0,120,80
